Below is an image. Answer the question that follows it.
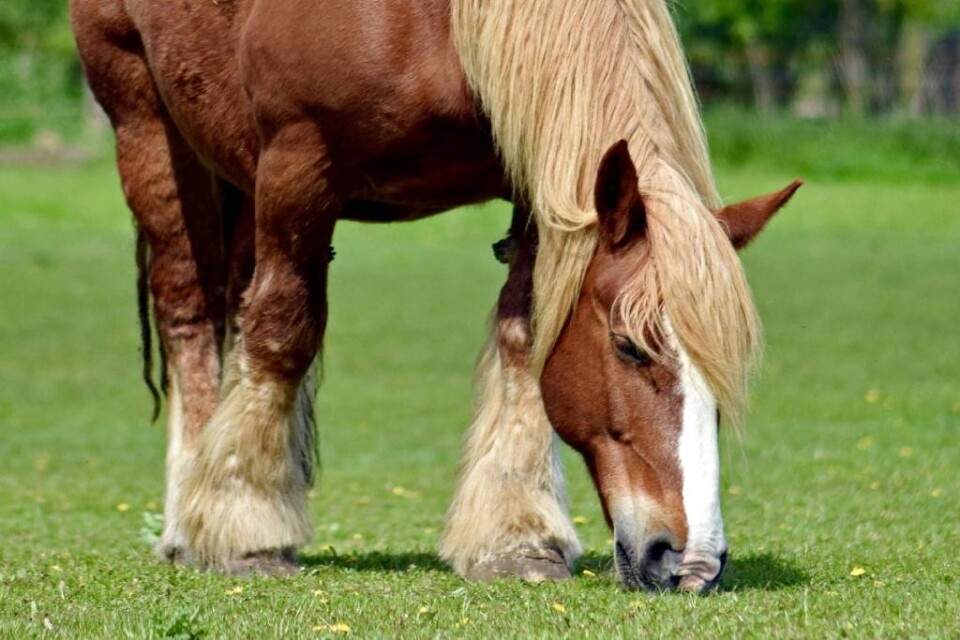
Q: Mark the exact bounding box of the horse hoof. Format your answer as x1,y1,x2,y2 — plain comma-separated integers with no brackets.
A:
221,550,299,578
466,546,571,583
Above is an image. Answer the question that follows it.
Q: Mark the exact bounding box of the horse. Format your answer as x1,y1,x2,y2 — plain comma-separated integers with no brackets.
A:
70,0,800,592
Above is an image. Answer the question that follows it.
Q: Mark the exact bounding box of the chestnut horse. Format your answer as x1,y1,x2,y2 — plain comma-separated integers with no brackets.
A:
71,0,799,591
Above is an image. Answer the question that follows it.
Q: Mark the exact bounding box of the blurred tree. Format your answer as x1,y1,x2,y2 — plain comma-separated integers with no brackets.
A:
678,0,838,112
0,0,70,50
0,0,82,142
898,1,960,115
677,0,960,116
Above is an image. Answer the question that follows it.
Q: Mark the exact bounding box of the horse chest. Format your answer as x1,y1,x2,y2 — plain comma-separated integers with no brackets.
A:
326,116,505,210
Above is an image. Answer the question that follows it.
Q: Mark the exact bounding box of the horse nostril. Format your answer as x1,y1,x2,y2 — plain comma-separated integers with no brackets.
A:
615,536,685,592
641,539,681,590
643,539,672,566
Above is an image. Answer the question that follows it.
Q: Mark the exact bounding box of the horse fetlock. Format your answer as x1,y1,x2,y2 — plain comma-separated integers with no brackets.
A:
179,474,311,569
178,436,311,567
441,477,582,579
176,373,313,569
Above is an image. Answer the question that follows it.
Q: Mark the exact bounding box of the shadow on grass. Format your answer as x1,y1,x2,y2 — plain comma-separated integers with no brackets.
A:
575,550,808,592
300,549,807,590
300,550,451,573
575,551,616,576
720,552,809,591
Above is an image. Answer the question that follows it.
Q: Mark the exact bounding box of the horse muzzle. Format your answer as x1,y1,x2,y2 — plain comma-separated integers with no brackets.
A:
614,533,728,593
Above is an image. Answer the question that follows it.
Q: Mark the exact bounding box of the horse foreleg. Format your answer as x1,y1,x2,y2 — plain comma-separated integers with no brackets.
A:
441,208,582,581
179,123,333,574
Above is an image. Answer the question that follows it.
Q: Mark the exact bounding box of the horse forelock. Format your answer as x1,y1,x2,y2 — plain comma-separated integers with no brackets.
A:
452,0,759,425
618,162,762,428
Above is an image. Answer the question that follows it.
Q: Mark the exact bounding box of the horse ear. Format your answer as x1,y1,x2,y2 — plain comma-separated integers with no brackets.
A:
594,140,646,248
715,179,803,250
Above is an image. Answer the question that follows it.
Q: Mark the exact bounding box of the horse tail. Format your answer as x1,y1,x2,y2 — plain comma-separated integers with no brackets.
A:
135,225,164,422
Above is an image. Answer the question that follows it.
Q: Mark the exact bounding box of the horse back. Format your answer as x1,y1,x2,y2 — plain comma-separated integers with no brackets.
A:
74,0,504,208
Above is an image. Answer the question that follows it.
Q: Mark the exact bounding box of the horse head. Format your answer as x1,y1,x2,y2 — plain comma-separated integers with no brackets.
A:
541,141,801,592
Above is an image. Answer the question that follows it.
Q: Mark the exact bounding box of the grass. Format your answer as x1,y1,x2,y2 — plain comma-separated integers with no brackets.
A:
0,157,958,638
703,108,960,185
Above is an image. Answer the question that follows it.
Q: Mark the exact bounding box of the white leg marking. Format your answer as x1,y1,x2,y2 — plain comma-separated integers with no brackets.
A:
158,373,189,559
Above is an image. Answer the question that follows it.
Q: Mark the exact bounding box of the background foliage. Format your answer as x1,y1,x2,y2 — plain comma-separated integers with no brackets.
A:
680,0,960,116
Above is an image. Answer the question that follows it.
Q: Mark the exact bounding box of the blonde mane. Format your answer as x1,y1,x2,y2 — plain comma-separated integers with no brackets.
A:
452,0,761,425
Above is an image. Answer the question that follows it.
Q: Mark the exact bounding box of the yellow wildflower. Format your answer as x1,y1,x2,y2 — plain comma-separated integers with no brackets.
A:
34,453,51,471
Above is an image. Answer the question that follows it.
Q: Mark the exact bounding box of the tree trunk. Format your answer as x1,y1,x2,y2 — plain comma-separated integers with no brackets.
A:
745,41,777,114
838,0,870,115
899,22,932,117
920,30,960,115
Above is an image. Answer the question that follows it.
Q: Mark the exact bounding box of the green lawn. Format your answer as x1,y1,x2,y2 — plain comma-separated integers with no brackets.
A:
0,159,957,638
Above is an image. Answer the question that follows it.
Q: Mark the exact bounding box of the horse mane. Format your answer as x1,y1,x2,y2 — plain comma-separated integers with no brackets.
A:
452,0,761,425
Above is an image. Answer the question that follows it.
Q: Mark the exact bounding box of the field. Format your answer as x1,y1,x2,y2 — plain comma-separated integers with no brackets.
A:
0,156,958,638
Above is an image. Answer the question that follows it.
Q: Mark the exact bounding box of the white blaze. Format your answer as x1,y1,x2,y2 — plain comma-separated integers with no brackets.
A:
676,346,726,560
662,315,727,585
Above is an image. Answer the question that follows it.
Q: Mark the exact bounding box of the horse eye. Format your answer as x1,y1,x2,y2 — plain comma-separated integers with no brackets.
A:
611,333,651,365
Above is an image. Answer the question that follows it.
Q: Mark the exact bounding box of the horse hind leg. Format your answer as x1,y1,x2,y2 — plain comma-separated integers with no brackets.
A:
72,5,228,562
441,207,582,581
129,138,227,562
